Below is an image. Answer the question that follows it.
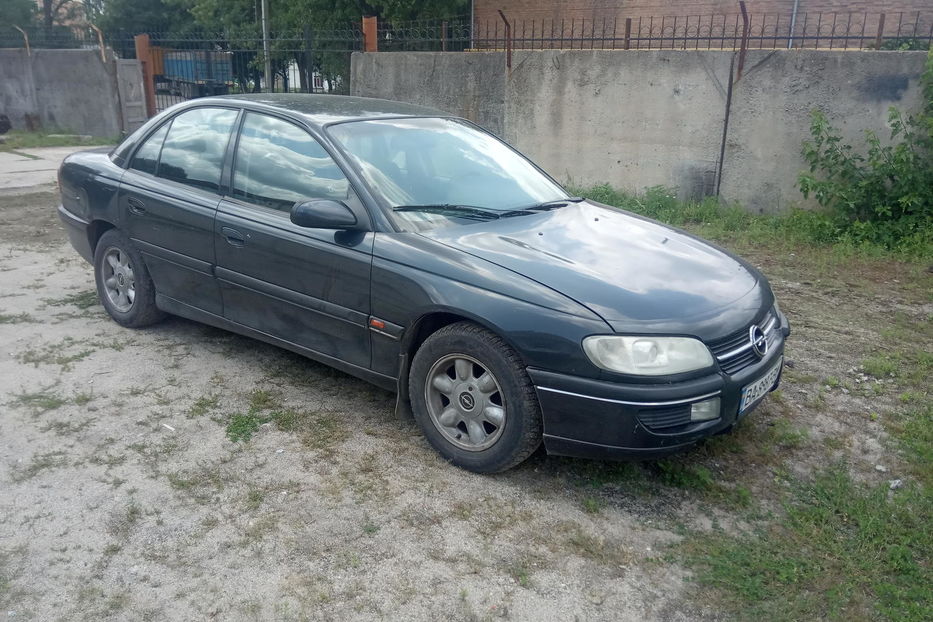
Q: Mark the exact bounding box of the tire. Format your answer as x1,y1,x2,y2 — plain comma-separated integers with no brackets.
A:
93,229,165,328
409,321,542,473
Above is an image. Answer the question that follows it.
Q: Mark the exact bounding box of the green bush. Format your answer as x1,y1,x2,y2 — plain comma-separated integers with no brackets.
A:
577,184,851,249
798,49,933,252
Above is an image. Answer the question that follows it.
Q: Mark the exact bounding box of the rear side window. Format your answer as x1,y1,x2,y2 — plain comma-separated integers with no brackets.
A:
129,124,169,175
232,112,349,212
156,107,238,193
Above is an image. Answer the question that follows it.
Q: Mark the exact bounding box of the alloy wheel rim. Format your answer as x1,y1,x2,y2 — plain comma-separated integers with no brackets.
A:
102,247,136,313
424,353,506,451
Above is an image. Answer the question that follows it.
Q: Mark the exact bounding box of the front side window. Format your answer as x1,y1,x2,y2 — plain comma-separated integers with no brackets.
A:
129,123,169,175
232,113,349,212
327,117,568,230
156,107,238,193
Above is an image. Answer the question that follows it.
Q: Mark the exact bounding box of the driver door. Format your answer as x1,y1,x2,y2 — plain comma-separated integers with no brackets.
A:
214,112,374,369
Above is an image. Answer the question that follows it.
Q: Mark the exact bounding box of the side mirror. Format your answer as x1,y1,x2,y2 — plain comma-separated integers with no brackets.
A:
290,199,359,230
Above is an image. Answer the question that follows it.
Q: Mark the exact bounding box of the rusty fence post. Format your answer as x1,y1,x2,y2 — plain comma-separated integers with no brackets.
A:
362,16,378,52
623,17,632,49
736,1,750,81
13,25,30,55
497,10,512,70
874,13,886,49
441,20,448,51
90,24,107,63
134,34,157,118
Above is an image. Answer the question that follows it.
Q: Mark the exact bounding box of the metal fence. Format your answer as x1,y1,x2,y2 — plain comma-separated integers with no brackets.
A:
470,11,933,50
111,29,363,113
1,7,929,115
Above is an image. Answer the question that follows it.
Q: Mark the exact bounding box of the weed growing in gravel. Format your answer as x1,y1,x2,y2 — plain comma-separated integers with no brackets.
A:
248,389,280,411
40,418,95,437
581,496,603,514
226,413,267,442
73,391,94,405
0,312,36,324
506,560,533,588
16,336,97,371
11,451,68,482
862,355,899,378
245,487,265,510
44,289,100,310
188,393,220,418
9,386,67,415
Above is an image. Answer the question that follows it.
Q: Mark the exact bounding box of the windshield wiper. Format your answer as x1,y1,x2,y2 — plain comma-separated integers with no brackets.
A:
497,197,585,218
392,204,506,220
521,197,585,211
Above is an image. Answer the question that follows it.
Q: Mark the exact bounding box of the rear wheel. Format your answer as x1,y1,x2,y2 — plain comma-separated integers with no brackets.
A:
94,229,165,328
409,322,542,473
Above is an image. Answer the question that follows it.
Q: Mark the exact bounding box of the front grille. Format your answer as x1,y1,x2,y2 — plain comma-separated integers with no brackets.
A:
637,405,692,430
707,310,778,375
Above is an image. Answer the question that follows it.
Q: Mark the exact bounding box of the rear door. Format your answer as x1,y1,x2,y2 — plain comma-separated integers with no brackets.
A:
214,111,374,368
120,106,239,315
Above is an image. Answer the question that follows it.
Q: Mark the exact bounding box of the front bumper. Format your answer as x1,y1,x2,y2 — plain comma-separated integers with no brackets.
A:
532,319,789,461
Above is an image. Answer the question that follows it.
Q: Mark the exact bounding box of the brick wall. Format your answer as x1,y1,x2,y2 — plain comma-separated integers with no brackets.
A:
473,0,932,44
476,0,932,21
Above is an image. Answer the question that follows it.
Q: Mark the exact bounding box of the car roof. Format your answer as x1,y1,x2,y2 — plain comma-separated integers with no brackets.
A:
195,93,449,127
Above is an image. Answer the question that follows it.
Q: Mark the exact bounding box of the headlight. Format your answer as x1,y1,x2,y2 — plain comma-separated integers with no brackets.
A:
582,335,714,376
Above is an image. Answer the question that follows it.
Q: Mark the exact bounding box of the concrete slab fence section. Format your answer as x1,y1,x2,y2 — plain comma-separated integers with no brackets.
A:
0,48,145,137
350,49,928,212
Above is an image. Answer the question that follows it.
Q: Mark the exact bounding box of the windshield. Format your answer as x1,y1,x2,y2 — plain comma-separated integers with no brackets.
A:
327,117,569,230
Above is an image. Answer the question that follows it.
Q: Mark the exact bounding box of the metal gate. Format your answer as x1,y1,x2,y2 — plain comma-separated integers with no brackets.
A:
117,27,364,115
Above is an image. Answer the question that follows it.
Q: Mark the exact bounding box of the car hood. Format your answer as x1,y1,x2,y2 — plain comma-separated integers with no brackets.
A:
419,201,767,338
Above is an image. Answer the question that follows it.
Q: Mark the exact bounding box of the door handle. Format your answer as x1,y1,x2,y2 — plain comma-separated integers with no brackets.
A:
126,196,146,215
221,226,246,247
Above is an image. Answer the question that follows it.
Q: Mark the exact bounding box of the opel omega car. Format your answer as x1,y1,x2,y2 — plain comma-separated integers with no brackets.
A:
58,94,789,473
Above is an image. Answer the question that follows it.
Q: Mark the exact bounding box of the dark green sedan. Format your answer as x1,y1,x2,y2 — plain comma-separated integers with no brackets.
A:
58,94,789,472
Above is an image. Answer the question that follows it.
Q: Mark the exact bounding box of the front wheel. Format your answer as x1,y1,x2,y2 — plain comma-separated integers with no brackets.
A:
409,322,542,473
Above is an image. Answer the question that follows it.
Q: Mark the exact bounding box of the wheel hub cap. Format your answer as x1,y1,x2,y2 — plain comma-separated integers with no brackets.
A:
424,354,506,452
102,247,136,313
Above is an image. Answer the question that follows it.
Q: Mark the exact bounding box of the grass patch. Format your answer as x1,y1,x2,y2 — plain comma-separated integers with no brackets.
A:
16,336,98,371
225,412,267,442
581,496,603,514
43,289,100,310
0,130,115,151
0,312,36,324
888,404,933,488
247,388,281,411
655,460,715,491
188,393,219,418
9,386,67,415
682,467,931,621
862,355,899,379
11,451,69,482
576,184,933,260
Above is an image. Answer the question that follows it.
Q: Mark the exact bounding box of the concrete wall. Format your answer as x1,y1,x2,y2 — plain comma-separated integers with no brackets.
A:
352,51,507,137
720,50,926,210
0,49,136,137
351,49,927,212
503,50,731,198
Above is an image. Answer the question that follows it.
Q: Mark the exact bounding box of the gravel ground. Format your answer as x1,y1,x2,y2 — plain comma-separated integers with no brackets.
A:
3,190,927,621
0,191,697,621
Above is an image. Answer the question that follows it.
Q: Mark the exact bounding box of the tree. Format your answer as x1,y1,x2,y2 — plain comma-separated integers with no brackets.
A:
0,0,35,27
92,0,193,35
39,0,81,29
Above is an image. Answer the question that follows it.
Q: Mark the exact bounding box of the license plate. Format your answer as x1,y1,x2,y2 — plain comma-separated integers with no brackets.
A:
739,356,783,413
